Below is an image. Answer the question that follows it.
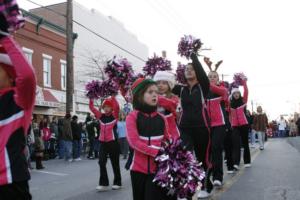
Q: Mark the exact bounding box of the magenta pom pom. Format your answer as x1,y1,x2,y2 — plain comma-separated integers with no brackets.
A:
178,35,202,59
154,139,205,198
86,80,119,99
105,56,135,91
85,80,101,99
176,63,187,84
0,0,25,32
143,54,172,77
233,72,248,86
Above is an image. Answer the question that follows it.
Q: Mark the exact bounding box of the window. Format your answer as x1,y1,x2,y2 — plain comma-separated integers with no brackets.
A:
60,60,66,90
22,47,33,64
43,54,52,87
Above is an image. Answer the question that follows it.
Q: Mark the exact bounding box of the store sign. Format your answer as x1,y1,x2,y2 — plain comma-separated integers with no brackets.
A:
35,86,60,108
35,100,60,107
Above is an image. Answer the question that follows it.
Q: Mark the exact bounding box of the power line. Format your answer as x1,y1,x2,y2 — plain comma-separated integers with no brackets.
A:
24,0,147,62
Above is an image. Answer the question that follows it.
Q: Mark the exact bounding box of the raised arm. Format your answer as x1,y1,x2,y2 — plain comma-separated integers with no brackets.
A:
190,53,210,97
1,36,36,109
210,84,228,97
126,112,160,157
89,99,101,119
158,95,179,114
242,80,248,104
111,96,120,120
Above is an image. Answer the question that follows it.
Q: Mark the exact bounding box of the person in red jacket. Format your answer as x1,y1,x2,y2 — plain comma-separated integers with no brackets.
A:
153,71,180,140
0,26,36,199
204,58,228,187
230,80,251,169
89,96,122,191
126,78,175,200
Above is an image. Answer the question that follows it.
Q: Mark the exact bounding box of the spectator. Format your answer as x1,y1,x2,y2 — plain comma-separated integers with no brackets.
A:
86,114,96,159
289,120,297,137
296,117,300,136
71,115,82,161
34,128,45,170
118,112,128,159
62,113,73,162
253,106,268,150
25,124,35,170
246,110,256,147
278,116,286,137
57,118,65,159
49,117,58,159
40,117,51,159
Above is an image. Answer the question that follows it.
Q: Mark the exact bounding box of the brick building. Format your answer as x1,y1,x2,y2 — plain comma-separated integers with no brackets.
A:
14,10,68,121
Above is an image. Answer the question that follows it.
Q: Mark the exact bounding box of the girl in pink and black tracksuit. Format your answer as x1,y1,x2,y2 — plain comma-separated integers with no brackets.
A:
230,80,251,169
0,35,36,199
206,70,229,186
153,71,180,140
126,78,176,200
89,96,122,191
172,53,212,198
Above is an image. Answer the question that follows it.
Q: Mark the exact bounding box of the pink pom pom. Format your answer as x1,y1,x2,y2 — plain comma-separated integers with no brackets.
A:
0,0,25,32
178,35,202,59
104,56,135,92
143,54,172,77
233,72,248,86
86,79,119,99
154,139,205,198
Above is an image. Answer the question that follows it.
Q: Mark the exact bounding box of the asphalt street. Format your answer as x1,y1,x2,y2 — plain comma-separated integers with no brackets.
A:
29,138,300,200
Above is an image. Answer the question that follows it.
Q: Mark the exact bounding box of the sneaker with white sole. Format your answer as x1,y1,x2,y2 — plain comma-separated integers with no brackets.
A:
227,170,234,174
213,180,222,187
74,158,82,161
197,190,212,199
244,164,251,168
233,165,239,170
96,185,110,192
67,159,73,162
112,185,122,190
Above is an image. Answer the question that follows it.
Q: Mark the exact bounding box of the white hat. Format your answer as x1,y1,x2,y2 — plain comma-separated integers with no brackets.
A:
153,71,175,89
231,87,241,95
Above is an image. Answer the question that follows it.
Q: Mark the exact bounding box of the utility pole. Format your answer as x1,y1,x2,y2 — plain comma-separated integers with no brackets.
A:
66,0,74,113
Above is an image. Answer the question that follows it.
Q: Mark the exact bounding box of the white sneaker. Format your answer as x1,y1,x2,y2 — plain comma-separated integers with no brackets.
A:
197,190,211,199
224,159,227,163
233,165,239,170
227,170,234,174
74,158,82,161
96,185,110,192
245,164,251,168
213,180,222,187
112,185,121,190
67,159,73,162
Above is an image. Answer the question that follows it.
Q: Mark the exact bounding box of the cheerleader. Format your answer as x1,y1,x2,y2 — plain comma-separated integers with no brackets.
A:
153,71,180,140
172,53,212,199
230,80,251,169
204,58,228,187
126,78,176,200
89,96,122,191
0,22,36,199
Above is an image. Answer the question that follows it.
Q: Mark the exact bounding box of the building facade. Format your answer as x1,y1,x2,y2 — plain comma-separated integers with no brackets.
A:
30,2,148,120
14,10,68,122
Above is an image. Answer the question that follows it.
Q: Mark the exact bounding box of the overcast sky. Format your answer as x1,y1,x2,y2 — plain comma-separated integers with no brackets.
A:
19,0,300,120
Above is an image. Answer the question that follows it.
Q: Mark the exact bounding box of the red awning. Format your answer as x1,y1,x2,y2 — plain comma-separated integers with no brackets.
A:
35,88,60,107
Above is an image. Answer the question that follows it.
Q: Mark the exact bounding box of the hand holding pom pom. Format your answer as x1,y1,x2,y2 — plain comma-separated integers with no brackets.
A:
176,63,187,85
153,139,205,198
143,54,172,77
233,73,248,86
177,35,202,59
